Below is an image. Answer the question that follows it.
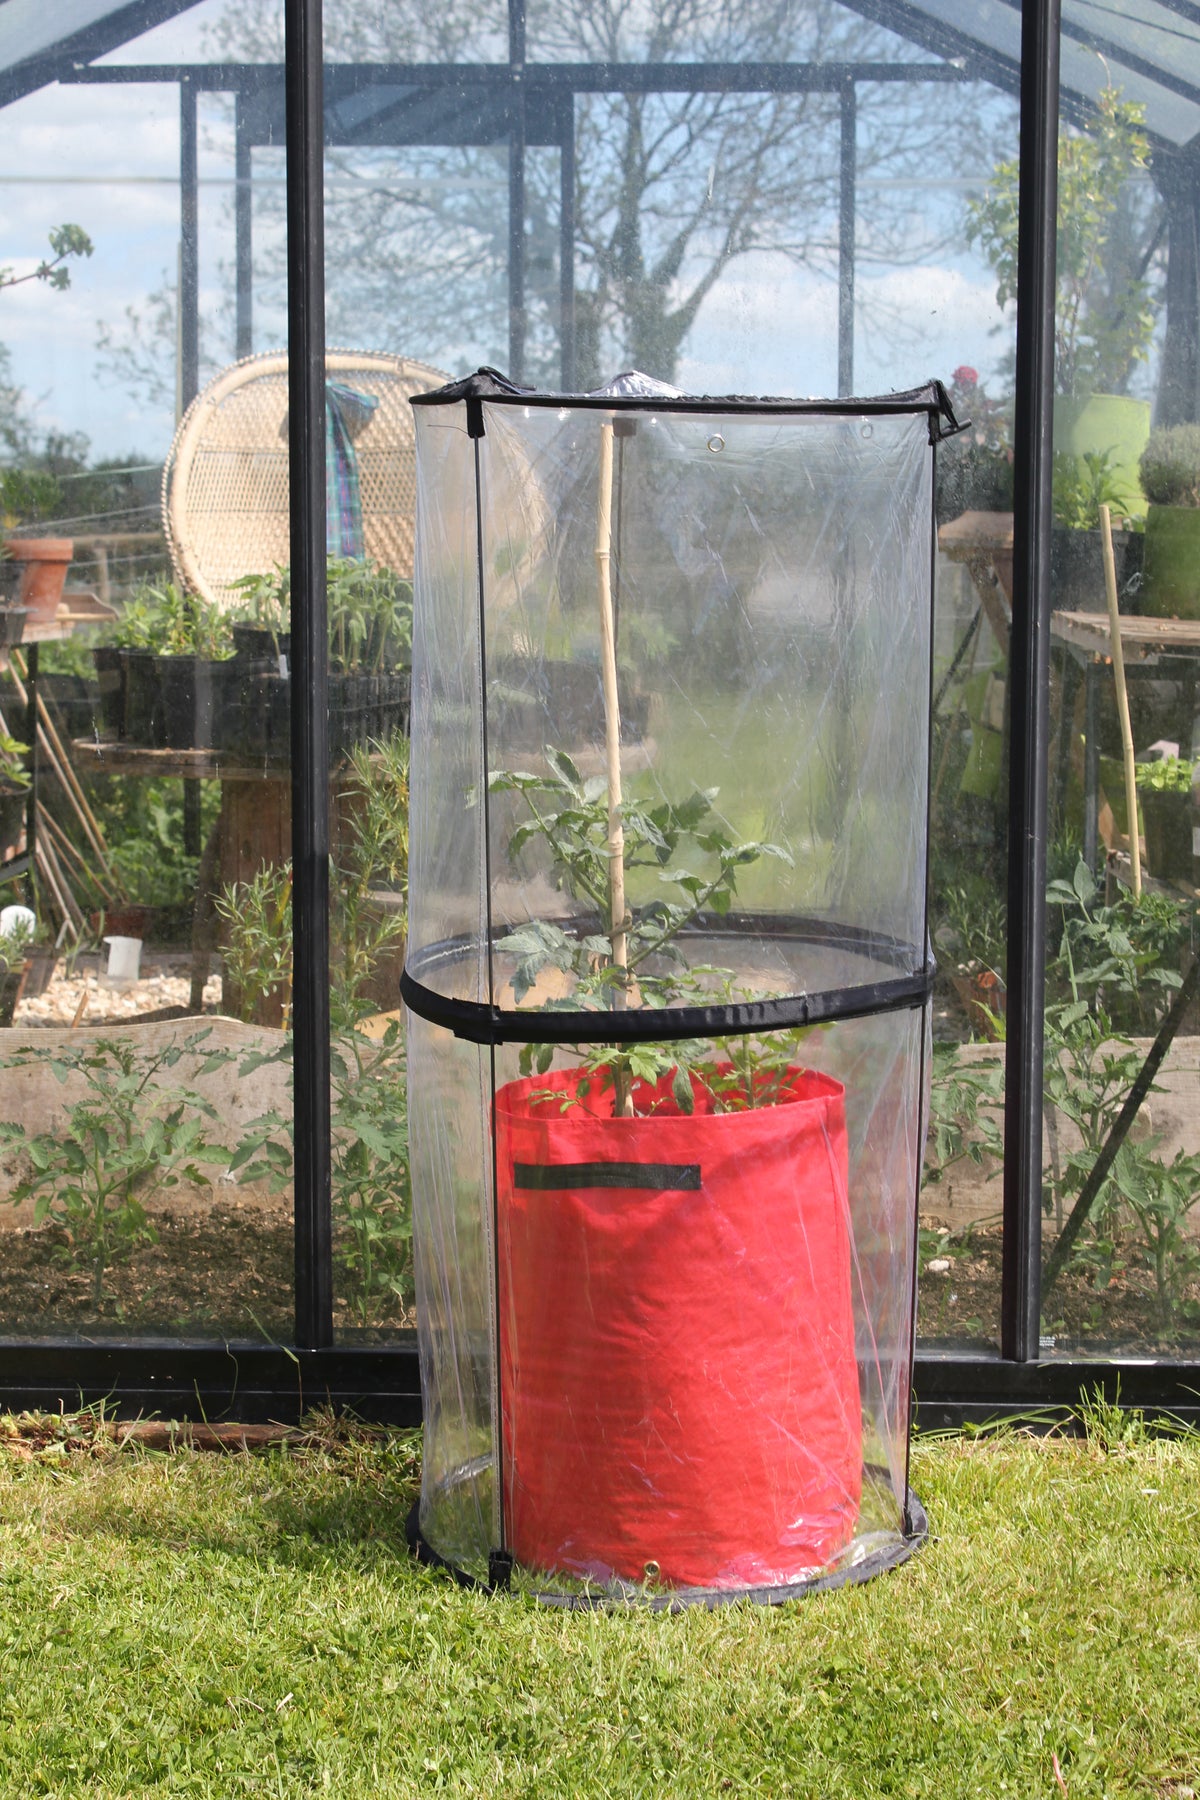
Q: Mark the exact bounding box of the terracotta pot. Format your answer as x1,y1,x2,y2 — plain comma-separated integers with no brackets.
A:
89,903,153,940
3,539,73,625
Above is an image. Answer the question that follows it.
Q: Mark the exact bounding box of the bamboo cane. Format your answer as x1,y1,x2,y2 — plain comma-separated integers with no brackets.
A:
1100,504,1141,898
594,418,634,1115
9,649,115,884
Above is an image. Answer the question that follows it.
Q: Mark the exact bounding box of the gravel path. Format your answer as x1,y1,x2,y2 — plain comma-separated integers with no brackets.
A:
14,952,224,1028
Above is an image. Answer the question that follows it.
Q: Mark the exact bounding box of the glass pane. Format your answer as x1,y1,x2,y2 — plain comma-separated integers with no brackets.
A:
0,8,295,1341
1042,27,1200,1356
306,7,1022,1353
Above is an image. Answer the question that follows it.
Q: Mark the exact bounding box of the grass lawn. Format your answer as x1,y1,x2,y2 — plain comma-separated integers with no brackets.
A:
1,1411,1198,1798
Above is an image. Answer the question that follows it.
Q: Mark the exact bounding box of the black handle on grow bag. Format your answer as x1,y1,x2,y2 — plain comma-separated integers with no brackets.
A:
514,1161,702,1193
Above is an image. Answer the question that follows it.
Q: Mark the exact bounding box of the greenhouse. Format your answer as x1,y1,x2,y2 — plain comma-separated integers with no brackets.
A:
0,0,1198,1471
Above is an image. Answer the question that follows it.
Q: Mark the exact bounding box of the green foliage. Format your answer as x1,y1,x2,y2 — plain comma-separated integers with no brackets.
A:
967,87,1156,397
1046,857,1187,1031
0,1032,229,1307
227,1023,411,1330
1138,423,1200,507
327,557,413,673
0,728,29,794
1135,755,1197,793
0,223,94,296
1109,1144,1200,1335
492,747,795,1115
925,1042,1004,1185
217,732,413,1325
230,558,413,672
0,466,62,528
228,565,289,637
333,732,409,1027
213,862,293,1027
76,775,218,916
329,1023,411,1327
107,580,233,658
933,877,1006,977
930,858,1198,1332
1052,446,1131,530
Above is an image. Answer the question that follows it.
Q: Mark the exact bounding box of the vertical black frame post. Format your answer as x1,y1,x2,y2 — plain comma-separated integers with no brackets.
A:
1002,0,1061,1362
285,0,333,1349
179,74,203,860
235,90,254,360
508,0,527,382
559,94,576,391
179,75,200,415
837,77,856,398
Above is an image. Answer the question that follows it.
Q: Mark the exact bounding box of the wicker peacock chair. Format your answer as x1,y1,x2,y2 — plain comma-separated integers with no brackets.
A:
161,348,449,608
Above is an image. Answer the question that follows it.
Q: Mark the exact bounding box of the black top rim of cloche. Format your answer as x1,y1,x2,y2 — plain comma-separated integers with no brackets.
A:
409,367,966,442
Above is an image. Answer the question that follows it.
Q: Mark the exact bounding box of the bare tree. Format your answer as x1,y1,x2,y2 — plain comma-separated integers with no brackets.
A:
99,0,1008,398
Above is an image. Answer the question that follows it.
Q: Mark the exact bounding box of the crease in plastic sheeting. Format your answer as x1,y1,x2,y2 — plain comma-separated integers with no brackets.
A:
585,370,684,401
846,1028,923,1508
410,414,489,1007
415,1073,490,1565
830,1107,901,1519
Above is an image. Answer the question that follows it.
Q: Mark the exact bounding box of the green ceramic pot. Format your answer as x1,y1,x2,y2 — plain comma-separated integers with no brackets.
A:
1140,505,1200,619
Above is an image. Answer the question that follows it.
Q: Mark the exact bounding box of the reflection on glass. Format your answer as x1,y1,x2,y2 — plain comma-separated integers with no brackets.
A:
1040,10,1200,1358
0,7,295,1342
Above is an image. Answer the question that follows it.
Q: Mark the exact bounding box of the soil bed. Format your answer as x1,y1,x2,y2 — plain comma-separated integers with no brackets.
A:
918,1219,1200,1354
0,1193,412,1343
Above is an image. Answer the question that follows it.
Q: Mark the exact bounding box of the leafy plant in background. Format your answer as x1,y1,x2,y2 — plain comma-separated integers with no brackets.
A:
69,774,219,925
1138,423,1200,508
0,224,94,297
0,1032,229,1308
333,732,409,1023
927,855,1200,1334
231,560,413,673
1051,447,1132,531
490,747,795,1117
214,862,294,1029
217,732,412,1326
105,579,233,659
327,557,413,673
225,1023,411,1330
1046,857,1187,1032
924,1040,1004,1188
1135,754,1197,792
0,467,64,532
967,87,1156,398
229,565,289,639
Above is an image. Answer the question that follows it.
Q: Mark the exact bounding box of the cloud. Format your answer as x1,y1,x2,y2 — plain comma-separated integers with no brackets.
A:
677,253,1011,400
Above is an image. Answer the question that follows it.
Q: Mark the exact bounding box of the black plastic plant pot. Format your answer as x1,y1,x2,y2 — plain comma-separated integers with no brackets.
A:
121,649,163,747
38,673,95,742
219,667,290,764
91,645,125,739
156,655,231,751
402,370,961,1607
0,606,27,647
232,622,291,668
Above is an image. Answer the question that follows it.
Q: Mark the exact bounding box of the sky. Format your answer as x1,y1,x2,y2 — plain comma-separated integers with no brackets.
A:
0,0,1022,470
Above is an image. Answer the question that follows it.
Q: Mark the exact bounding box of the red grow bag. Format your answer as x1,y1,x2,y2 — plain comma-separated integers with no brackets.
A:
494,1063,861,1590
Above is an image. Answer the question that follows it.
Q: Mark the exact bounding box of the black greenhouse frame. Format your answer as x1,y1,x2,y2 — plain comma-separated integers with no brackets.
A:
3,0,1200,1429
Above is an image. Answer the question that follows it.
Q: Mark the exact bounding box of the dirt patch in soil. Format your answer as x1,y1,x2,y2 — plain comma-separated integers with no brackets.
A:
918,1220,1200,1354
0,1195,412,1343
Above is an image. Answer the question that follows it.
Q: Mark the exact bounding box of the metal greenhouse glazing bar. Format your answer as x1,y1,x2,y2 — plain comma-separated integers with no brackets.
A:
403,369,960,1601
